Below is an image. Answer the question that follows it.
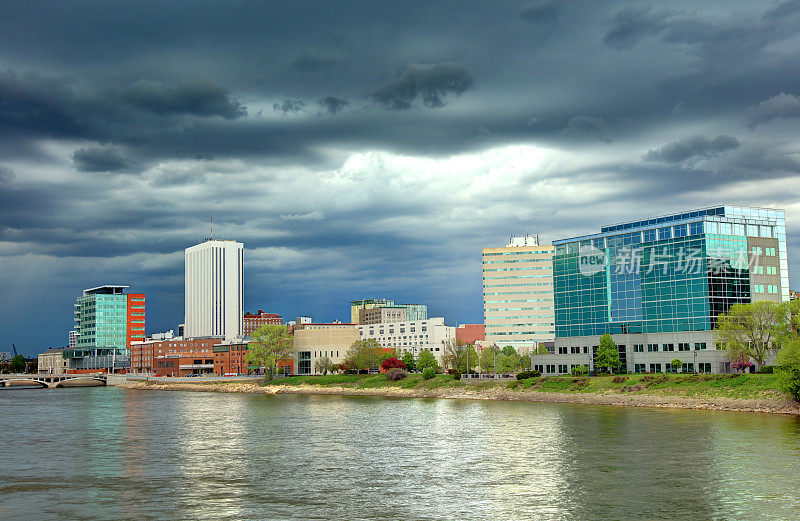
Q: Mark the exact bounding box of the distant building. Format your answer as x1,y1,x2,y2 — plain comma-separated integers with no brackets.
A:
213,339,259,376
359,306,406,325
456,324,485,345
184,239,244,341
243,310,283,336
358,318,455,365
131,337,222,375
791,289,798,301
482,235,555,349
68,330,77,348
293,323,361,375
38,348,69,374
70,285,144,373
349,298,427,324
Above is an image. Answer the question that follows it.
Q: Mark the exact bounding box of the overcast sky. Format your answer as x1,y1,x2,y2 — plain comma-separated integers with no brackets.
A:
2,1,800,356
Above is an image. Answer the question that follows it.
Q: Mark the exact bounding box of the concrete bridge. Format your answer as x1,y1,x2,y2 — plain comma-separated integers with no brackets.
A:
0,373,107,389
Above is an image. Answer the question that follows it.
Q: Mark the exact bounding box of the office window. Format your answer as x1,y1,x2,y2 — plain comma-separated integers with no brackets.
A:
678,343,690,351
698,363,711,373
634,363,646,373
695,342,707,350
649,363,662,373
647,343,658,352
663,343,674,352
558,364,568,374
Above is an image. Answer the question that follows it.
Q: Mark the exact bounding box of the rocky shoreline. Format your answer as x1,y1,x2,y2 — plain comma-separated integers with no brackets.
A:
117,379,800,415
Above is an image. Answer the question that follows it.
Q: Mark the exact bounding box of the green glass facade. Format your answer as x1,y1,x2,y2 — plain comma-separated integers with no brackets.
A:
554,206,784,338
75,289,128,349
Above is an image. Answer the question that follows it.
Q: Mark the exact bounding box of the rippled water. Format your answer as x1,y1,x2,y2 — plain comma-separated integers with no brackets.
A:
2,387,800,520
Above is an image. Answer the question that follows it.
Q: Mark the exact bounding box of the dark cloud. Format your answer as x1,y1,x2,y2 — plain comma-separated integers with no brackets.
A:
318,96,349,114
558,116,610,143
371,62,473,110
746,92,800,129
603,7,672,50
0,165,13,183
645,135,740,163
122,79,246,119
273,99,306,114
520,2,558,22
72,146,136,173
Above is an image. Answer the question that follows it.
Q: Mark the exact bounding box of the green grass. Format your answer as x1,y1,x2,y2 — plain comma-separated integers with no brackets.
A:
243,372,785,400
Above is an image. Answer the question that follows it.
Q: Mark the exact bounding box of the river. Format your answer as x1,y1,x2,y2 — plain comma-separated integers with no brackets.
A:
1,387,799,520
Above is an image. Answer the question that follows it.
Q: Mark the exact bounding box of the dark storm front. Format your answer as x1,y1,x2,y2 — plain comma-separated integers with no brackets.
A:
2,387,800,521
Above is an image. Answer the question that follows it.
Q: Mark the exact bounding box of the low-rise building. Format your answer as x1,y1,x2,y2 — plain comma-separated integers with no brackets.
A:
358,318,455,365
38,348,69,374
359,306,406,325
456,324,485,345
132,337,222,375
243,310,283,336
293,323,360,375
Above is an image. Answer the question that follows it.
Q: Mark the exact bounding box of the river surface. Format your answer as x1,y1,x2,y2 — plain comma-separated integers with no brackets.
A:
1,387,800,520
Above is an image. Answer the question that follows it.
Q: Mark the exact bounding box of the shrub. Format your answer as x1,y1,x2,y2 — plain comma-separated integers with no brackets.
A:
422,367,436,379
612,375,627,383
380,357,407,371
571,365,589,376
516,370,541,380
385,368,409,381
758,365,775,374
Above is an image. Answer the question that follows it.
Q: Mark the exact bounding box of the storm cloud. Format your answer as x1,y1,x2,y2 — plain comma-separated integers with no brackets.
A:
0,0,799,355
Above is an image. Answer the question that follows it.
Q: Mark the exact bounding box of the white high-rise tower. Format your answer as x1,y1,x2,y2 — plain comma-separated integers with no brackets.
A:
184,239,244,340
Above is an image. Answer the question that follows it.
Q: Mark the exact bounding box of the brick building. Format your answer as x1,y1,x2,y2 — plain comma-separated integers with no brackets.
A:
131,337,222,375
243,310,283,336
456,324,485,345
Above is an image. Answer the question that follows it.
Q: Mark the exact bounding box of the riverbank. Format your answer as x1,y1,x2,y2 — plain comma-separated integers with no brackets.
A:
118,373,800,414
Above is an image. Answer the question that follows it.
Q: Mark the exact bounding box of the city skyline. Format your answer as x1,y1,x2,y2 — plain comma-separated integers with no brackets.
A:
2,1,800,355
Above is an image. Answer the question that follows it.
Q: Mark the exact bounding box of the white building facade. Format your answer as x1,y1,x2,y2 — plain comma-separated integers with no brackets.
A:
184,239,244,341
482,235,555,349
358,318,455,364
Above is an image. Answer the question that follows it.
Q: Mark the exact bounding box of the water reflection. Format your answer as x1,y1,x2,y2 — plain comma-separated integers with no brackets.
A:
2,388,800,520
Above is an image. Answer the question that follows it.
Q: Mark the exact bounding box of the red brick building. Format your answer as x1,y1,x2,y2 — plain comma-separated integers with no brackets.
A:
212,340,295,375
130,337,222,375
456,324,485,345
243,310,283,336
126,293,146,349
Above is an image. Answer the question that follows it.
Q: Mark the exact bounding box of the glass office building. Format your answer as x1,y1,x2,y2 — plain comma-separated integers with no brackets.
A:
535,206,788,374
71,285,131,372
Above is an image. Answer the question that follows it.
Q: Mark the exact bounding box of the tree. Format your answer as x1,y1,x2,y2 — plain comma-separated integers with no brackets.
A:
342,339,383,373
400,351,416,372
314,356,334,375
480,345,498,373
10,355,26,373
442,338,477,374
776,338,800,400
501,345,517,357
380,357,406,371
533,344,550,355
245,324,295,381
671,358,682,373
595,333,620,374
416,349,438,372
715,301,791,369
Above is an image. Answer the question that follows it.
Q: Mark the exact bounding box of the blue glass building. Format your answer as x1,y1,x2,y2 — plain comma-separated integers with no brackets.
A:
535,206,788,375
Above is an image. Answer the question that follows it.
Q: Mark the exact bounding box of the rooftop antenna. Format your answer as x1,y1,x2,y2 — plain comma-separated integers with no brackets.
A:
210,212,213,240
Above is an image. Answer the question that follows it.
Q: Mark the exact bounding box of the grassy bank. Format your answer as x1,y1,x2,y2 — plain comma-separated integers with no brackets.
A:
262,373,784,400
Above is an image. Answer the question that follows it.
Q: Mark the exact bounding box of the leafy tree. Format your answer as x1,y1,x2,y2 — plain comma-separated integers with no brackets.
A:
245,324,295,381
671,358,682,373
480,345,498,373
342,339,383,373
442,338,478,374
400,350,416,372
501,345,517,357
776,338,800,400
595,333,620,374
380,357,406,371
416,349,438,372
533,344,550,355
499,351,521,372
314,356,334,375
715,301,791,369
422,366,436,379
10,355,26,373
